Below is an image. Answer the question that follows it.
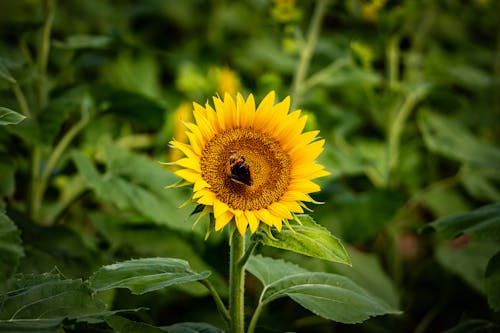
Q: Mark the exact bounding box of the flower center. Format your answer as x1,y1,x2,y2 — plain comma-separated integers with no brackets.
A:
200,128,291,211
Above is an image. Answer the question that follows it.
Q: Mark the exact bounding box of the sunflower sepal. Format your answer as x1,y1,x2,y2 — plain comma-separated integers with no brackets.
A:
164,179,192,189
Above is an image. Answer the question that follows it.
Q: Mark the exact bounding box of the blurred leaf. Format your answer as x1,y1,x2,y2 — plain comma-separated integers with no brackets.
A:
428,203,500,241
105,315,164,333
441,319,500,333
88,258,211,295
420,186,471,218
10,210,97,278
0,273,104,320
445,65,492,88
461,165,500,202
256,215,351,265
162,322,224,333
0,107,25,126
0,212,24,281
246,254,308,286
436,241,498,293
418,109,500,168
38,86,89,145
0,158,16,200
54,34,112,49
72,147,194,233
323,189,403,243
485,251,500,311
260,271,400,324
91,86,165,131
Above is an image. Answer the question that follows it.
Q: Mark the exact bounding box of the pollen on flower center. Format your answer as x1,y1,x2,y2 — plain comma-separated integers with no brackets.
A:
200,128,291,211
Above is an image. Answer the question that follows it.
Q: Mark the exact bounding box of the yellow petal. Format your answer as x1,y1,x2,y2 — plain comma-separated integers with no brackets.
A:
174,169,200,183
193,103,215,141
175,157,200,172
268,202,293,220
245,210,259,233
169,140,199,160
215,210,233,231
288,179,321,193
193,178,210,191
280,190,313,202
234,211,248,235
213,200,230,218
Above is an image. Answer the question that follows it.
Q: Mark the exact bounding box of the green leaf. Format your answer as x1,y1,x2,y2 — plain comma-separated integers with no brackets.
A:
0,273,104,320
0,318,62,333
428,203,500,241
435,241,498,294
441,319,500,333
105,315,164,333
0,107,25,126
256,215,351,265
326,247,400,309
89,213,227,297
0,212,24,281
246,254,308,286
162,322,224,333
88,258,211,295
260,272,400,324
418,109,500,168
485,251,500,311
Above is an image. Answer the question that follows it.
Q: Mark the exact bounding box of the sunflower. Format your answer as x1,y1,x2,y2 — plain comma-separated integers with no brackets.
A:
169,91,328,235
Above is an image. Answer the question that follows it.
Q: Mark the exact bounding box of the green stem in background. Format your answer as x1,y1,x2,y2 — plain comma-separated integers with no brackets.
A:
229,227,246,333
31,101,90,222
37,0,56,112
200,279,230,328
290,0,329,110
386,84,429,186
12,83,31,117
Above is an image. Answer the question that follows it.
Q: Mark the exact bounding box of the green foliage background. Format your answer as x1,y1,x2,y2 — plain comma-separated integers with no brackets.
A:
1,0,499,332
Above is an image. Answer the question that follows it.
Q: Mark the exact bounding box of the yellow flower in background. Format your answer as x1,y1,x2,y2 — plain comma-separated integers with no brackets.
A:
168,102,193,163
169,92,329,235
217,67,240,96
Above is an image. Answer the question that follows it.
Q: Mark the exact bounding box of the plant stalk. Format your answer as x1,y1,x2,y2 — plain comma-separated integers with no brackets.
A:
37,0,56,112
229,228,246,333
290,0,329,110
246,301,264,333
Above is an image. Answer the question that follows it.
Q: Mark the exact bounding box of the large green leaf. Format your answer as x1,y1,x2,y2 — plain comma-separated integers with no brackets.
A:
247,256,399,324
88,258,211,295
246,254,308,286
0,107,25,126
0,212,24,281
0,273,104,320
72,146,195,233
485,251,500,311
261,272,400,324
105,315,164,333
428,203,500,241
256,215,351,265
418,109,500,168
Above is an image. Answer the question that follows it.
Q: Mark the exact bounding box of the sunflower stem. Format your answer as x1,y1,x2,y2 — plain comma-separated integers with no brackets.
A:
238,239,258,267
246,299,264,333
229,227,246,333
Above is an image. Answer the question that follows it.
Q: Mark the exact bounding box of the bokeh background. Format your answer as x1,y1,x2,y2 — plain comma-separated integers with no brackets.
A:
1,0,499,332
